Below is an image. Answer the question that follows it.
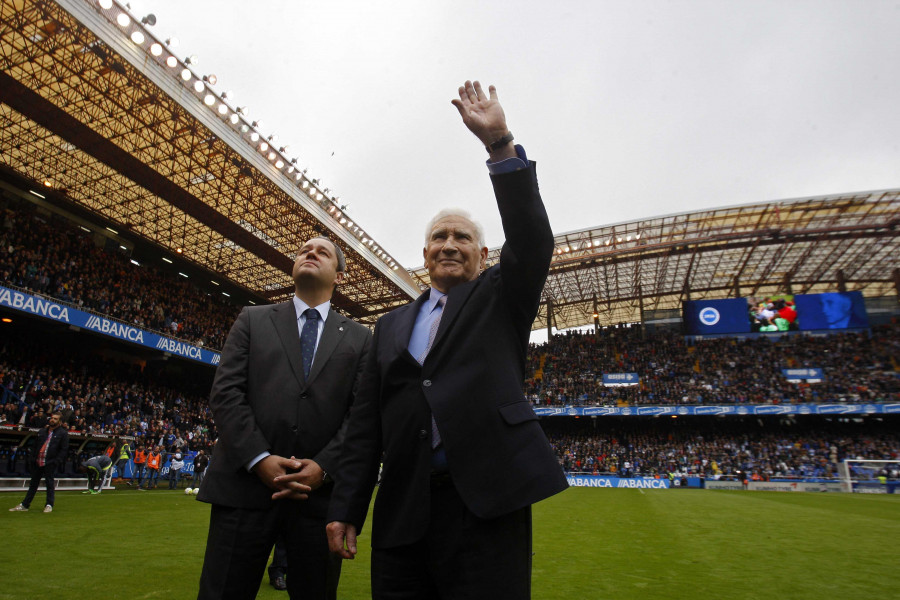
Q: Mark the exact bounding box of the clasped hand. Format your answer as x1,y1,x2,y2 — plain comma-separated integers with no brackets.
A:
253,454,324,500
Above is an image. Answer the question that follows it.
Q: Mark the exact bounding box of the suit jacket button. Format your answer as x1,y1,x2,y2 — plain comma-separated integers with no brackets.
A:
291,426,298,433
423,380,432,387
418,429,428,439
300,393,308,399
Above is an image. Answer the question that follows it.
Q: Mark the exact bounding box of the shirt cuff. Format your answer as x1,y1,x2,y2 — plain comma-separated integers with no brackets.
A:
486,144,529,175
247,451,270,472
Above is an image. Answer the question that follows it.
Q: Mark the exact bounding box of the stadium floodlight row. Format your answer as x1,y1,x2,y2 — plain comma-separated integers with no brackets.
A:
0,0,419,326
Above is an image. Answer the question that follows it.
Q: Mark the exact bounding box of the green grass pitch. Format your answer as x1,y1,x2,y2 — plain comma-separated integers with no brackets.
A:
1,486,898,599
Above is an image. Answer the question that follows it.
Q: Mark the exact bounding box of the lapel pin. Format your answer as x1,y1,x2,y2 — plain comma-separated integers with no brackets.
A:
339,326,344,331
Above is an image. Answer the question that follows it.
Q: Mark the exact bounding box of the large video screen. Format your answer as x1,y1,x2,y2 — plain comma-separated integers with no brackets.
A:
683,291,868,335
793,291,869,330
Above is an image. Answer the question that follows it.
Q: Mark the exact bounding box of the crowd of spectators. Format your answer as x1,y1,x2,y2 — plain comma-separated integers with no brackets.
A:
543,418,900,479
3,191,900,485
0,198,240,350
0,334,215,457
526,324,900,406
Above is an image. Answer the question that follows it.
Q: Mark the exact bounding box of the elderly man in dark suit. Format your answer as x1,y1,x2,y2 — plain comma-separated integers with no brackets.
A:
9,411,69,513
326,81,568,599
197,236,371,600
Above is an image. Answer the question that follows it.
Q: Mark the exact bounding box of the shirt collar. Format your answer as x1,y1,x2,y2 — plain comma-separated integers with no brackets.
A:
293,296,331,322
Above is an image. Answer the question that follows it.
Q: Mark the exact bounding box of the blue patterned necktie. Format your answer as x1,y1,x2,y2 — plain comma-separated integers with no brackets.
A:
300,308,319,378
418,296,446,449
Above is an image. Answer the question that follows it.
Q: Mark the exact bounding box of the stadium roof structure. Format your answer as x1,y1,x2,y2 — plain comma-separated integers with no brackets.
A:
413,189,900,331
3,1,899,334
0,0,420,324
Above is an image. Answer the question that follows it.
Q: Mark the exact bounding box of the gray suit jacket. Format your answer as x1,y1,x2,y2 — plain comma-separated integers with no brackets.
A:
198,301,371,516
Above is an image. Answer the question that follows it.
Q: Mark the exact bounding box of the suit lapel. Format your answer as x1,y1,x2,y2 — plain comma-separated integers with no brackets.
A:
306,309,345,385
428,276,479,356
271,300,304,387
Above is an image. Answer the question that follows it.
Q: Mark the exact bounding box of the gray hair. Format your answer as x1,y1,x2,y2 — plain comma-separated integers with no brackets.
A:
424,208,486,248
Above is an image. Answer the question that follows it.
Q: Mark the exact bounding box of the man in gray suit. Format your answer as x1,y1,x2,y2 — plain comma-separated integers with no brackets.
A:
197,237,371,600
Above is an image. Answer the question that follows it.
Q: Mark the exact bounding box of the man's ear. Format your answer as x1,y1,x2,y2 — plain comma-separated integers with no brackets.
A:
334,271,345,286
479,246,489,269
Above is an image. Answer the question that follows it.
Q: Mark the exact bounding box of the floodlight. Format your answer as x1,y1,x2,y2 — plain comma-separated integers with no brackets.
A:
165,37,178,47
165,56,177,67
259,141,268,151
193,80,204,92
267,151,276,160
130,31,144,44
217,104,228,115
116,13,130,27
185,55,198,65
150,43,162,56
275,160,284,168
203,74,217,85
140,14,156,26
229,113,239,124
203,94,215,106
180,68,191,80
99,0,113,9
250,132,259,142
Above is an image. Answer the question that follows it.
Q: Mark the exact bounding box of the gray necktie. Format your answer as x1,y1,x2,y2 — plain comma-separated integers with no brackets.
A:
418,296,446,449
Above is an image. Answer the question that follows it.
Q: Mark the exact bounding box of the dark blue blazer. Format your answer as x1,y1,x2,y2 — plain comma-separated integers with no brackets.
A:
329,162,568,549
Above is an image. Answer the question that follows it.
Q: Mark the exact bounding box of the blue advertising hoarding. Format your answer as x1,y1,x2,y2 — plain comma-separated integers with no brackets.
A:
782,368,824,382
602,373,640,386
566,475,671,489
534,403,900,417
0,285,221,367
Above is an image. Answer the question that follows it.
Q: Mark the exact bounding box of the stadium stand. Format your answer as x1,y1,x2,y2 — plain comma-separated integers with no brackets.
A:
542,416,900,478
0,194,240,350
0,316,216,481
526,324,900,406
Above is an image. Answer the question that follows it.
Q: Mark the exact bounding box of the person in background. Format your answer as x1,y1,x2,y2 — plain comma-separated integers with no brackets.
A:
143,446,161,490
168,451,184,490
82,454,113,494
132,444,147,488
10,412,69,513
192,449,209,489
116,437,132,483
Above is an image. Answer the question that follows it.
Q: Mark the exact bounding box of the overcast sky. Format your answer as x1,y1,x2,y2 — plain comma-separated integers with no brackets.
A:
128,0,899,269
